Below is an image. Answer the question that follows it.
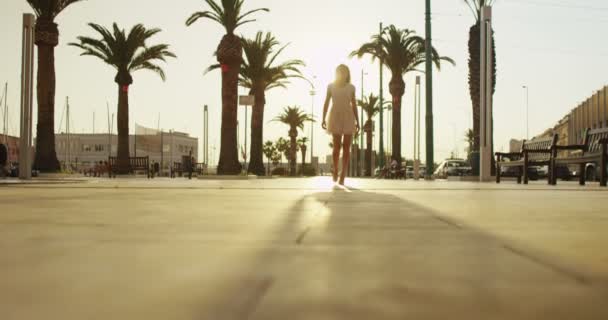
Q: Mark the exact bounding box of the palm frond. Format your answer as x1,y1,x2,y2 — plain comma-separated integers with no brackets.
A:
71,22,175,83
186,0,268,34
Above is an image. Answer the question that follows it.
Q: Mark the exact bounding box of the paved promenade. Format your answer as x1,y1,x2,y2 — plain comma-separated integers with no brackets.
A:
1,177,607,319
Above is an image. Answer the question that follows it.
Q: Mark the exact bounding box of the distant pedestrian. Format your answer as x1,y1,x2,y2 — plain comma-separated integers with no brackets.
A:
188,150,194,180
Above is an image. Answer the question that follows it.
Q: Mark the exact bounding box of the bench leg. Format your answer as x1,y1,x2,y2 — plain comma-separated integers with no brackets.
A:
523,153,529,185
517,167,522,184
601,143,607,187
549,159,556,185
495,155,501,184
579,163,585,186
496,165,501,183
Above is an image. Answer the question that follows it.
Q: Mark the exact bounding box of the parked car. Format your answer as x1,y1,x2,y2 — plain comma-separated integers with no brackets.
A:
433,159,472,179
405,165,427,178
572,163,606,182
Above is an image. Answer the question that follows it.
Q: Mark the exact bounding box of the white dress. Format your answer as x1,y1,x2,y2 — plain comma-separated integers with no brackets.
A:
326,83,356,135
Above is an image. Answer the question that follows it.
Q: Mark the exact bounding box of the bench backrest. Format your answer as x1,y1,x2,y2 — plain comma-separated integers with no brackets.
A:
131,157,149,169
521,134,557,161
584,128,608,155
108,156,149,169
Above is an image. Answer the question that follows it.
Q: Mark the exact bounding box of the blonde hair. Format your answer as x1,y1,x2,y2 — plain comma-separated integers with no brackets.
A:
335,64,351,85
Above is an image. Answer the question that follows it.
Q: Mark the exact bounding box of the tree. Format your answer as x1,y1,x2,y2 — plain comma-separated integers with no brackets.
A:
465,128,475,157
70,23,175,174
297,137,308,169
186,0,268,175
462,0,497,156
275,137,289,165
351,25,454,170
273,106,313,176
238,32,304,176
262,140,276,175
27,0,84,172
357,93,383,176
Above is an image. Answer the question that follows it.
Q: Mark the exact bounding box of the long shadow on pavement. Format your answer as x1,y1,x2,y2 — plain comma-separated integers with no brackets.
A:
200,186,608,320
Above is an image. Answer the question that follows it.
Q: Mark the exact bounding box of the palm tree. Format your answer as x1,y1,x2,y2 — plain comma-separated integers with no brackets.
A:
462,0,497,159
297,137,308,169
262,140,275,175
273,106,313,176
351,25,454,169
70,23,176,174
237,32,304,176
357,93,382,176
186,0,269,175
275,137,289,164
465,128,475,157
27,0,84,172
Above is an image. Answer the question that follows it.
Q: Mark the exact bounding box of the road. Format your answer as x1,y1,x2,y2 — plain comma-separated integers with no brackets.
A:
1,177,607,319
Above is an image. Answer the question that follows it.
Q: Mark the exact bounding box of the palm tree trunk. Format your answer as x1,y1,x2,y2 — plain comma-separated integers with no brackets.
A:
289,129,297,176
116,84,131,174
248,90,265,176
389,75,405,168
468,23,497,173
217,34,243,175
301,147,306,168
365,120,373,176
33,20,60,172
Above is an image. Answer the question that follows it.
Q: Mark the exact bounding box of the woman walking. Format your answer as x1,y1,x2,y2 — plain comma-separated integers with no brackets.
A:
322,64,360,185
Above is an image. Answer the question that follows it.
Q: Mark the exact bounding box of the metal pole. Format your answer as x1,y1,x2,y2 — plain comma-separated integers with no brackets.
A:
205,105,209,165
67,97,70,170
379,22,385,169
19,14,35,179
2,82,7,142
479,6,493,182
424,0,434,178
523,86,529,139
414,76,419,178
244,105,248,166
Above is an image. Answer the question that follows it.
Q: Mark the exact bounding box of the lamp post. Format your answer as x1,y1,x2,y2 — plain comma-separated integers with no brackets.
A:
360,70,368,176
304,76,316,166
424,0,434,178
522,85,529,139
310,83,316,165
19,13,35,179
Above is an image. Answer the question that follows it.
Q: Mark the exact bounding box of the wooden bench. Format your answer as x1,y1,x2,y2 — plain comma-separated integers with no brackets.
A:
495,135,557,184
108,156,150,178
170,162,183,178
550,128,608,186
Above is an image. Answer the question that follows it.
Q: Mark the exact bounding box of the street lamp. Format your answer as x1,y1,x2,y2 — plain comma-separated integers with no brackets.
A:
522,85,529,139
424,0,434,178
304,76,316,165
360,70,368,176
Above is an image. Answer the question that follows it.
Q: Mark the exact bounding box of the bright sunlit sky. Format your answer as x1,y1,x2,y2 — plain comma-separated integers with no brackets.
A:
1,0,608,163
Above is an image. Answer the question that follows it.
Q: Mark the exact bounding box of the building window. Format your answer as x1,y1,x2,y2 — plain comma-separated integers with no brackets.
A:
82,144,92,152
95,144,105,152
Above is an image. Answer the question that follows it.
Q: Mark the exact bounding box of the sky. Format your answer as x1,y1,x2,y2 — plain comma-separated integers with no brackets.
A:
1,0,608,164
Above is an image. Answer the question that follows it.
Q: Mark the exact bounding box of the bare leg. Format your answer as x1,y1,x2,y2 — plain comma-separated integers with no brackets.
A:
340,135,352,185
332,134,342,182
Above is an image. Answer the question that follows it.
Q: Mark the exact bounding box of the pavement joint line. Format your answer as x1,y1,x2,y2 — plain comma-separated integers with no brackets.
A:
295,227,312,245
295,197,334,245
501,244,591,286
231,276,274,319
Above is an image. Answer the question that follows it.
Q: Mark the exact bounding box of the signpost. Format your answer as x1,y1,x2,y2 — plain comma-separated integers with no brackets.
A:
239,95,254,167
413,76,422,180
19,14,35,179
479,6,494,182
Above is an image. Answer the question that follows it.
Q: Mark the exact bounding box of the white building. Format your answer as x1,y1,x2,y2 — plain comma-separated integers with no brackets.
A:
55,131,198,171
